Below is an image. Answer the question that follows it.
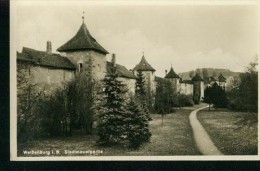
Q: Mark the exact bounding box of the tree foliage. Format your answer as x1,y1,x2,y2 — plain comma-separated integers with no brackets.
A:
204,82,228,110
227,59,258,112
96,64,151,147
127,99,151,148
154,80,177,114
17,63,45,141
135,71,152,120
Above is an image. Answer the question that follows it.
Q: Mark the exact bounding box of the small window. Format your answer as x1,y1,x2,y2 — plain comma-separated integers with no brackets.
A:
63,71,66,81
79,63,83,72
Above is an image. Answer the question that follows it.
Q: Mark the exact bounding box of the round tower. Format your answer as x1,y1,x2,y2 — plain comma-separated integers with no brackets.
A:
192,73,204,104
165,66,180,92
57,15,109,81
133,53,156,109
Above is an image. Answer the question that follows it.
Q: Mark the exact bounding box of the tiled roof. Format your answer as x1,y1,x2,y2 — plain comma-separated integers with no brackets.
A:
180,80,193,84
57,23,109,55
155,76,170,83
17,47,76,70
107,62,137,79
218,73,226,82
165,67,180,79
191,73,204,81
133,56,156,71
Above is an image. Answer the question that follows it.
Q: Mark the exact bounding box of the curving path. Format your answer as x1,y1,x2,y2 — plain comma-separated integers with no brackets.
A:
189,105,223,155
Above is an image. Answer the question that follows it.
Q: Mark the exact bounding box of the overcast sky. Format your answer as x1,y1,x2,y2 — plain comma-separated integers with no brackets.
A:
13,1,259,77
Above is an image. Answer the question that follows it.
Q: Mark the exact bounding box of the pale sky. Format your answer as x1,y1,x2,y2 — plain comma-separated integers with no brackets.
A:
13,1,259,77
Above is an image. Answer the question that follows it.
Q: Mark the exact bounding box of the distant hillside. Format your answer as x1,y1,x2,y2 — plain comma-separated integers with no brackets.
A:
179,68,240,80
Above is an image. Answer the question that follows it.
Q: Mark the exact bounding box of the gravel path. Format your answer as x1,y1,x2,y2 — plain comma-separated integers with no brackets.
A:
189,105,223,155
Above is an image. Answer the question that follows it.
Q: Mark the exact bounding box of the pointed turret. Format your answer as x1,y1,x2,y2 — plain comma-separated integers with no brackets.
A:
57,22,109,54
192,73,204,82
165,67,180,79
218,73,226,89
133,55,156,72
57,15,108,81
164,66,180,93
218,73,226,82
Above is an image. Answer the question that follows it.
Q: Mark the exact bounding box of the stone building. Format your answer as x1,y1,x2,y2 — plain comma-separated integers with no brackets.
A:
17,20,136,95
17,17,217,104
17,45,75,94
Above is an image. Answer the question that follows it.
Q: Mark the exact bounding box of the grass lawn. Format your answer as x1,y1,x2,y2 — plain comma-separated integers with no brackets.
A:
197,108,258,155
18,109,201,156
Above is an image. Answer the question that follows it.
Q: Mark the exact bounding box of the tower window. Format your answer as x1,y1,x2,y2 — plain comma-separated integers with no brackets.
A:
79,63,83,72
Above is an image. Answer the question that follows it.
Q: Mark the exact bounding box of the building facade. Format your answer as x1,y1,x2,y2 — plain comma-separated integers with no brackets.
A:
17,18,226,103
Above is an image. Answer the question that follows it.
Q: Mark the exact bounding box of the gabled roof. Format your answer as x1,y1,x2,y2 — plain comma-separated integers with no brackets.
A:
17,47,76,70
57,22,109,55
133,55,156,71
192,73,204,81
107,62,137,79
218,73,226,82
165,67,180,79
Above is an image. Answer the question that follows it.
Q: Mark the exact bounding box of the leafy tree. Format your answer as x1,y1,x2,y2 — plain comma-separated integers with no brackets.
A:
203,86,213,110
154,80,176,114
228,58,258,112
17,63,45,141
204,82,227,110
177,94,194,107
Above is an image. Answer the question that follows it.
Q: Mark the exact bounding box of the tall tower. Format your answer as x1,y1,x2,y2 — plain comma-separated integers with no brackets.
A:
57,14,109,81
192,73,204,104
165,66,180,92
133,53,156,108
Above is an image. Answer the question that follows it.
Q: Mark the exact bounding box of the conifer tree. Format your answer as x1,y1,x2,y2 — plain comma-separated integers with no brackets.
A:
96,64,129,145
127,99,151,148
135,71,146,102
135,71,152,120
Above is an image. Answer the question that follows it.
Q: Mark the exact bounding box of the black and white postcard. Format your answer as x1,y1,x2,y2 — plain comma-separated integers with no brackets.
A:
10,0,260,161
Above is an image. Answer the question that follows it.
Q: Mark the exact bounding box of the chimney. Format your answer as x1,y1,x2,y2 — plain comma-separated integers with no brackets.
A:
111,53,116,67
165,70,167,76
46,41,52,54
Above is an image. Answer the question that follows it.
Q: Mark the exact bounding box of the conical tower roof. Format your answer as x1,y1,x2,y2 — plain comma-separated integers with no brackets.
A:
165,67,180,79
133,55,156,71
57,22,109,54
192,73,204,81
218,73,226,82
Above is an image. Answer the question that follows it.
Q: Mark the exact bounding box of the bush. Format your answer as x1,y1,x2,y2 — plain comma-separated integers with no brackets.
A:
177,94,194,107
